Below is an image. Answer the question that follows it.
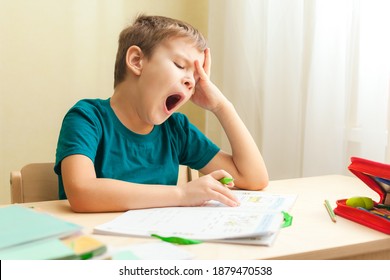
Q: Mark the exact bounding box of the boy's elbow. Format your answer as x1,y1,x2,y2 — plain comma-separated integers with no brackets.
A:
249,178,269,191
65,185,96,213
241,166,269,191
256,169,269,190
236,175,269,191
68,196,92,213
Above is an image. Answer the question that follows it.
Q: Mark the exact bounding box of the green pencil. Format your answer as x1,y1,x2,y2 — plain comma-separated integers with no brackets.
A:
324,199,336,223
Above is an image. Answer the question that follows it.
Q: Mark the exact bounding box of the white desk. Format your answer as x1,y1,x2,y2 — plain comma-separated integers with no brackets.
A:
10,175,390,259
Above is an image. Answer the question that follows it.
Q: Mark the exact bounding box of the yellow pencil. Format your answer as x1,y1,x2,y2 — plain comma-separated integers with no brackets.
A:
324,199,336,223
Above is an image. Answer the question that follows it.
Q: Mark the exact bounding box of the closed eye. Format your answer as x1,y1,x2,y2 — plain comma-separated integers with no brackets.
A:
174,62,184,69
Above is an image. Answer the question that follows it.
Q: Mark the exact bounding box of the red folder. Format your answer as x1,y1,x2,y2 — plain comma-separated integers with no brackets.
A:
334,157,390,234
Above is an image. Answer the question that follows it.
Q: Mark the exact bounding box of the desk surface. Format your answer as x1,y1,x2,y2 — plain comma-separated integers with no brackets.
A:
8,175,390,259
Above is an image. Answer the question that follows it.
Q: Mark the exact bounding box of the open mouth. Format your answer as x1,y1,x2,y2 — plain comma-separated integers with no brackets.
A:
165,94,183,112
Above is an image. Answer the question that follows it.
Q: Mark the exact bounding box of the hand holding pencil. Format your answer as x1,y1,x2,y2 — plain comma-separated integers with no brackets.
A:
177,170,239,207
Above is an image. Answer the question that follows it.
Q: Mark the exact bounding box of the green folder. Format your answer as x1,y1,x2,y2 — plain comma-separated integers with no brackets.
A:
0,205,81,250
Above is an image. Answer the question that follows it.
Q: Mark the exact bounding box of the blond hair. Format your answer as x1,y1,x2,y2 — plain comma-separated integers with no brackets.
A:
114,15,207,88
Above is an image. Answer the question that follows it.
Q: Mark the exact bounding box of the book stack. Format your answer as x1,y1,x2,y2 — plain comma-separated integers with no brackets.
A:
0,205,106,260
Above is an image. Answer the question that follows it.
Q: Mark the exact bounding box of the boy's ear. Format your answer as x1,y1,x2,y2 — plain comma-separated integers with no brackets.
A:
126,46,144,75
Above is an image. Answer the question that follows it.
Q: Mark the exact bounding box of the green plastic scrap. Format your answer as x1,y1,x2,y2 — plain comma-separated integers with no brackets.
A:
151,234,202,245
281,211,293,228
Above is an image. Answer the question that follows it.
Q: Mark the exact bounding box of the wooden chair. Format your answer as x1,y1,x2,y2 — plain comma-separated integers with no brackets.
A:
10,163,198,203
178,165,199,185
10,162,58,203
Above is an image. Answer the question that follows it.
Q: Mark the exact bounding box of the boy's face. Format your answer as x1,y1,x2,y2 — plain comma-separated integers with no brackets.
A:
136,37,205,125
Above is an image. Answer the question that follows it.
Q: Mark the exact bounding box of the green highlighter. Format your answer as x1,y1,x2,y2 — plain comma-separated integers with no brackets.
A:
219,177,234,185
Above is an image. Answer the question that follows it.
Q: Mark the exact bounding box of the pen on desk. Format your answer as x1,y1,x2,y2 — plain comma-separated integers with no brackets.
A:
324,199,336,223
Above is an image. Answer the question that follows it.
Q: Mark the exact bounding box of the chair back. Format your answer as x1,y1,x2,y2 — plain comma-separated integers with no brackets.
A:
10,162,58,203
178,165,199,185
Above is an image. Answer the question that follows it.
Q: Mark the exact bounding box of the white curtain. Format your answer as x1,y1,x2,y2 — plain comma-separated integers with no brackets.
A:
207,0,390,180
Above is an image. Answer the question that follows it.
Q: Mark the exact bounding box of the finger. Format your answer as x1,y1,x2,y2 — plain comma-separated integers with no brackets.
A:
211,187,240,207
210,169,234,184
210,176,239,204
226,181,235,188
195,60,208,81
203,48,211,76
219,177,235,186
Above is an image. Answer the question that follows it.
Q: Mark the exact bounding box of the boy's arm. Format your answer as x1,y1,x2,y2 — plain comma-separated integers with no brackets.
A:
61,154,239,212
193,49,269,190
200,101,269,190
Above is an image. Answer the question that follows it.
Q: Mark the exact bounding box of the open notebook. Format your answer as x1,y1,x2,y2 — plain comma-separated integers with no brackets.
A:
94,191,297,246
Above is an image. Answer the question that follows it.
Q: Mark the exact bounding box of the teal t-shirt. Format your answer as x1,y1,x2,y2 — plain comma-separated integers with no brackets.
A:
54,98,220,199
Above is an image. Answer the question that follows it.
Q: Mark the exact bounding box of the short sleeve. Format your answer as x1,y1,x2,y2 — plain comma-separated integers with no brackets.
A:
170,113,220,170
54,101,102,175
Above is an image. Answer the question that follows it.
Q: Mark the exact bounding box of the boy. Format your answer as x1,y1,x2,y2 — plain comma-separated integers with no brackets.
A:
55,15,268,212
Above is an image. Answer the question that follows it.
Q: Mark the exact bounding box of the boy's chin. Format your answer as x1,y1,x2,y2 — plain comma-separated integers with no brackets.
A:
153,115,171,125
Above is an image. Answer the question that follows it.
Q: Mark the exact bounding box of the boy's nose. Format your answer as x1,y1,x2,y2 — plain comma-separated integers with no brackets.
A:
183,76,195,92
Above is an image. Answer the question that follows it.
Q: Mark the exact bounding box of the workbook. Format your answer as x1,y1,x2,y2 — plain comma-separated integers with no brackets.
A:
94,191,297,246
